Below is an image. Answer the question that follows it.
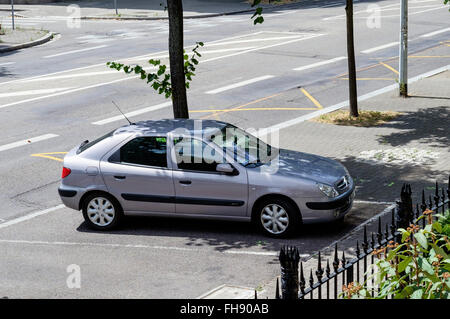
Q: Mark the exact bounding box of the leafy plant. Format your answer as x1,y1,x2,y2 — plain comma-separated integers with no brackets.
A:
251,0,264,25
107,42,204,99
341,209,450,299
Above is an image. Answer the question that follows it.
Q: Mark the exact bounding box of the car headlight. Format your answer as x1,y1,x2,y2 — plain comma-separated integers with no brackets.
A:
317,183,339,198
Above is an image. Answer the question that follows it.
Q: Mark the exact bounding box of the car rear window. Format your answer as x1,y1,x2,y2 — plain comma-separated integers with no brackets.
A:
76,130,115,154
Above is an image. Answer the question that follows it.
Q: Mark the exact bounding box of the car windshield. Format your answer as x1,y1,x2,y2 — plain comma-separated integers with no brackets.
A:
210,125,277,167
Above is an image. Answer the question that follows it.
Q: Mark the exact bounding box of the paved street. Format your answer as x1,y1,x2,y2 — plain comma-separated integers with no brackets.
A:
0,0,449,298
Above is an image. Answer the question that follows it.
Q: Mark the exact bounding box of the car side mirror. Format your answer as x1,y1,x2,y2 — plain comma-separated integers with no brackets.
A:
216,163,238,175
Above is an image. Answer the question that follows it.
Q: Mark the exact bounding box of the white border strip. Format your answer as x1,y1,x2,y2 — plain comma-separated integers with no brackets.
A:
43,45,108,59
361,42,399,54
0,204,64,229
0,238,282,257
205,75,275,94
293,56,347,71
257,64,450,137
420,27,450,38
0,134,59,152
92,101,172,125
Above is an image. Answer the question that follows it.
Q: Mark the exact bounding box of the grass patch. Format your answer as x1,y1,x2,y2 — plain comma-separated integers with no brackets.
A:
310,110,401,127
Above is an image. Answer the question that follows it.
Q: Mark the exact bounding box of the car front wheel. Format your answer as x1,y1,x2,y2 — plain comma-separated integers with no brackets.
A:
82,193,122,230
255,198,300,238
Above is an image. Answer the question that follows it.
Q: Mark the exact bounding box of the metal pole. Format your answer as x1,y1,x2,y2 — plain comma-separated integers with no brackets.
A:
11,0,15,30
114,0,118,15
399,0,408,97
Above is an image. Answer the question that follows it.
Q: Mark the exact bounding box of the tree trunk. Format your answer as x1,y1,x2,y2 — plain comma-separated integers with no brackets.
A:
167,0,189,119
345,0,358,117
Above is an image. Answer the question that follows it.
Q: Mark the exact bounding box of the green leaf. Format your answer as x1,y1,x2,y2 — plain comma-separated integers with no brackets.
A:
401,230,411,242
432,221,442,233
251,0,261,7
398,256,412,273
253,16,264,25
418,257,434,275
414,232,428,249
411,289,423,299
430,243,448,260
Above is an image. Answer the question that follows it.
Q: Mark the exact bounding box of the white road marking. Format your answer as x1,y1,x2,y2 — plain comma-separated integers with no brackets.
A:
320,2,342,8
257,64,450,137
0,76,139,109
293,56,347,71
131,47,257,62
315,203,398,261
43,45,108,58
0,87,73,98
323,3,400,20
0,62,15,66
0,205,64,229
0,238,282,257
361,42,399,54
0,134,59,153
0,32,263,86
207,35,305,47
0,33,266,86
92,101,172,125
0,32,324,110
200,33,325,64
205,75,275,95
420,27,450,38
20,66,157,83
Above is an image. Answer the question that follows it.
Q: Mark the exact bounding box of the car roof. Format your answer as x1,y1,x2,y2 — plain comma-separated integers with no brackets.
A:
113,119,230,136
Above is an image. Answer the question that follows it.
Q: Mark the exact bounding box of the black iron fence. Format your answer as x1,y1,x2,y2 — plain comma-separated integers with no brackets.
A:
259,176,450,299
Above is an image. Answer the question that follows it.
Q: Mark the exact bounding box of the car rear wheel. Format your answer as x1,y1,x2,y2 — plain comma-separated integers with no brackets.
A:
82,193,122,230
255,198,300,238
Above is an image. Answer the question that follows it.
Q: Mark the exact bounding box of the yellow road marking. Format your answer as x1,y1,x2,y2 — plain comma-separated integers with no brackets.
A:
300,88,323,109
192,107,317,113
379,62,399,75
31,152,67,162
199,92,284,119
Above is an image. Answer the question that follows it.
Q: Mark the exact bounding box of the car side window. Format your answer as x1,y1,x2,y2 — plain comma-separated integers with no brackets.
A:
173,137,225,172
118,136,167,168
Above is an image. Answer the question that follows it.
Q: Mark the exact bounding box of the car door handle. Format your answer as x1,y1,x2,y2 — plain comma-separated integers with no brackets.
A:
114,175,126,180
179,180,192,185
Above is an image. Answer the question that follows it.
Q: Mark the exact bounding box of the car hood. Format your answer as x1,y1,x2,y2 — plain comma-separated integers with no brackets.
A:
264,149,348,185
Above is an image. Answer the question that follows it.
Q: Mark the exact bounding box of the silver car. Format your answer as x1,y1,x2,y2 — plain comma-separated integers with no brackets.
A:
58,119,355,238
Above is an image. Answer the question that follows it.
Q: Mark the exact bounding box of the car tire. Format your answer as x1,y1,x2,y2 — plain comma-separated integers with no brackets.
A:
82,193,123,231
254,198,300,238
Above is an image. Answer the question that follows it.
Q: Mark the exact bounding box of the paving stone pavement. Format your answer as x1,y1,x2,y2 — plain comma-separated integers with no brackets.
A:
258,70,450,299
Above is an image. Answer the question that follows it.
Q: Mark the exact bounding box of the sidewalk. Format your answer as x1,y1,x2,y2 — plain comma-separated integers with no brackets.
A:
0,26,52,52
258,70,450,298
0,0,300,20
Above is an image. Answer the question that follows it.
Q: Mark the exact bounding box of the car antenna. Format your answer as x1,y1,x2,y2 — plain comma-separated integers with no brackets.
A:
112,100,134,125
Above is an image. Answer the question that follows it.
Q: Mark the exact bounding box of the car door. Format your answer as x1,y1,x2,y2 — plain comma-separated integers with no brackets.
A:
100,135,175,214
169,135,248,217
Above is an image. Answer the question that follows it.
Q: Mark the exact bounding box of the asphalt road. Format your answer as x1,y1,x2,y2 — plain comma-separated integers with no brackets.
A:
0,0,449,298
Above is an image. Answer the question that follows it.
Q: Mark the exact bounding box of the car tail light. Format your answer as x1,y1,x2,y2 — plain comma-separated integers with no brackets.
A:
62,167,71,179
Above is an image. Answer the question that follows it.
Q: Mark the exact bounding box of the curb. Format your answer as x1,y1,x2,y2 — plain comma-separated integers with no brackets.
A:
257,202,397,299
0,31,54,53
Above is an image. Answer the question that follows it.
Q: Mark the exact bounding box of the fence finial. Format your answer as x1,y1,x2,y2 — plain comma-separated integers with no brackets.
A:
396,183,414,229
377,217,383,245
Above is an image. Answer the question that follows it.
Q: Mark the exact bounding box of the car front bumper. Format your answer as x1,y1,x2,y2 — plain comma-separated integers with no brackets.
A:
300,186,355,224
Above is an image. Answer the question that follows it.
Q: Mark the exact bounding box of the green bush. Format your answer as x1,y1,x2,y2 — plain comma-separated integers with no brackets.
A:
342,209,450,299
